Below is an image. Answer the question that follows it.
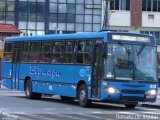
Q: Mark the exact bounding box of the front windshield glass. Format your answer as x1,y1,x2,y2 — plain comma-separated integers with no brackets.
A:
104,43,157,81
134,45,157,80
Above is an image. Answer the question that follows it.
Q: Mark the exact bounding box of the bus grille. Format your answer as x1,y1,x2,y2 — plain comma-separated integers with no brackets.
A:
120,96,144,101
121,89,145,94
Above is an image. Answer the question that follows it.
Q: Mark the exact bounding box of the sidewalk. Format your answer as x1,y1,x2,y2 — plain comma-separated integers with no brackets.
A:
141,88,160,109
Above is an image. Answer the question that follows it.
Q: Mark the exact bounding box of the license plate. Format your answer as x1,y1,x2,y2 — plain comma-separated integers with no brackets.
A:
146,95,155,99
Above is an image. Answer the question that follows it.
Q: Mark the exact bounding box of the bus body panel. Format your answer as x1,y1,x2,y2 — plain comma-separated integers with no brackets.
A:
16,64,92,97
2,62,12,89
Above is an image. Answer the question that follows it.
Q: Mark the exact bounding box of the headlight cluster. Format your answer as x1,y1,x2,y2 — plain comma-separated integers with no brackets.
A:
104,87,119,94
147,90,157,95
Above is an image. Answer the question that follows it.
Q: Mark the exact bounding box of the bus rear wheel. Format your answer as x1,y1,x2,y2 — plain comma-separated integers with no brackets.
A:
78,84,92,107
125,103,137,109
25,79,42,99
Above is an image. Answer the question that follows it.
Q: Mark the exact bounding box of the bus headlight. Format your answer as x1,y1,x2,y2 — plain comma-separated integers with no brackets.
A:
147,90,156,95
108,87,116,93
104,87,118,94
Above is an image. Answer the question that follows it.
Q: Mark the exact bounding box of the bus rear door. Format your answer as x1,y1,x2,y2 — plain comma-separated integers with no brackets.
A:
12,46,21,89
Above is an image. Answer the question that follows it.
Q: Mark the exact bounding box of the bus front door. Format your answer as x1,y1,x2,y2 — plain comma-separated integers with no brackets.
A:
92,44,103,98
12,48,21,89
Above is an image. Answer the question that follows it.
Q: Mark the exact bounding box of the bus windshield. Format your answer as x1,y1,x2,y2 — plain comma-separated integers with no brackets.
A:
104,43,157,81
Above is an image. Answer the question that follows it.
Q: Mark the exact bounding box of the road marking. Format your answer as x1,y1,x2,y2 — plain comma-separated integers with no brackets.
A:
56,114,87,120
141,112,160,115
14,112,27,115
144,108,159,111
66,107,72,110
43,108,56,111
92,111,103,114
118,112,136,114
77,113,104,120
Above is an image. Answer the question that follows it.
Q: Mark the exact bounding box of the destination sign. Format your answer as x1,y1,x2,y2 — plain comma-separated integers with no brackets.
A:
111,35,151,43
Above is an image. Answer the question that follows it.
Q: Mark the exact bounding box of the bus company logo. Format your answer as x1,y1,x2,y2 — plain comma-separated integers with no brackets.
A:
79,69,86,77
29,65,61,79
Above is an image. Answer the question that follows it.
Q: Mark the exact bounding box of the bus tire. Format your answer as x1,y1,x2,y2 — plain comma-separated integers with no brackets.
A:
25,80,33,99
25,79,42,99
78,84,92,107
125,103,137,109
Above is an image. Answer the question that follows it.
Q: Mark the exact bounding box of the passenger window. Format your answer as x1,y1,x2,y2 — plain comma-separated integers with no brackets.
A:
39,42,51,63
77,41,92,52
76,40,92,64
51,41,64,63
28,42,41,63
65,41,75,52
21,42,30,63
3,43,13,62
63,41,75,63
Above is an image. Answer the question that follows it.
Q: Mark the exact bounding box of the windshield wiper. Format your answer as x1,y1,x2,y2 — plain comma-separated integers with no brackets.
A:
137,44,145,56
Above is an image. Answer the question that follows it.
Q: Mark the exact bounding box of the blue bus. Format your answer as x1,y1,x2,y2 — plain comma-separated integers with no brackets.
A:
2,31,158,108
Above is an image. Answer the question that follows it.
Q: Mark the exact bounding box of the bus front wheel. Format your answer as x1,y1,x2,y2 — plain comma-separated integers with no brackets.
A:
125,103,137,109
78,84,92,107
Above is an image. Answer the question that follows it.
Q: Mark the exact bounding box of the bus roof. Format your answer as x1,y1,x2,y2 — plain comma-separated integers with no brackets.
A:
5,31,155,45
5,32,107,42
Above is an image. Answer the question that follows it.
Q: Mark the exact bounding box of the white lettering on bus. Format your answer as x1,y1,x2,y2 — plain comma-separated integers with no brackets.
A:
29,65,61,79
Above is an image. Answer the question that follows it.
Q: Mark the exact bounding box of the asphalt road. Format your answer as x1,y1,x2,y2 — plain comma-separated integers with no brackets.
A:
0,90,160,120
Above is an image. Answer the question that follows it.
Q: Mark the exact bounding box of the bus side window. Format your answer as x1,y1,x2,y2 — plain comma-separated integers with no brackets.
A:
76,40,92,64
3,43,13,62
51,41,64,64
28,42,41,63
63,41,75,63
39,42,51,63
21,42,30,63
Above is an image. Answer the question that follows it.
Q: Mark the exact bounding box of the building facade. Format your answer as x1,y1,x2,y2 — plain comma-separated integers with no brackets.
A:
107,0,160,44
0,0,102,36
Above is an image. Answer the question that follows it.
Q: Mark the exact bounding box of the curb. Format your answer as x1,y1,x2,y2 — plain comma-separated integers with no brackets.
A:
141,103,160,109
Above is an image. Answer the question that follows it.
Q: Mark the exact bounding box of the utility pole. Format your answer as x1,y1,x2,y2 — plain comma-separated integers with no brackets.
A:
102,0,110,30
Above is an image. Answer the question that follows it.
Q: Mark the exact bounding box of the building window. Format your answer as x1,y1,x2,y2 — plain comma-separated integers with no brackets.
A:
48,0,102,33
140,31,160,44
0,0,15,21
19,1,28,21
142,0,160,12
49,3,57,13
49,3,76,23
110,0,130,11
19,1,45,36
19,1,45,22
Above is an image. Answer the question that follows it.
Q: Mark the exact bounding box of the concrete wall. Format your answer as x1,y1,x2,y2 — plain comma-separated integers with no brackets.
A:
142,12,160,28
109,11,130,27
